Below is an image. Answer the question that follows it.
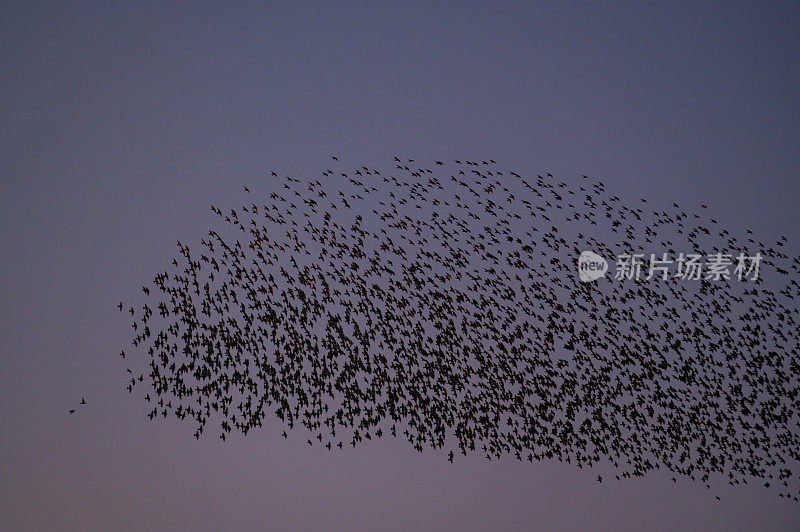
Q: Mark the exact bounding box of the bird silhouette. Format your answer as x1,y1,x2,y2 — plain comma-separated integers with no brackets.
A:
117,158,800,501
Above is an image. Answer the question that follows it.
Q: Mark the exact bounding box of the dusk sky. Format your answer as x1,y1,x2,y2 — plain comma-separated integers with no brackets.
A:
2,2,799,530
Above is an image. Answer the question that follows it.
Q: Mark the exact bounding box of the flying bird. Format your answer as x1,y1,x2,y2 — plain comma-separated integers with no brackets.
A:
118,158,800,501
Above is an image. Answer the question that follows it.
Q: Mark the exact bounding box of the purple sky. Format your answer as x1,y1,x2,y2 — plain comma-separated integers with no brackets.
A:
2,1,799,530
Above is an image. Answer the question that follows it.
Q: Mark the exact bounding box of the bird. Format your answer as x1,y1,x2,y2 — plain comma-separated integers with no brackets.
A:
116,157,800,502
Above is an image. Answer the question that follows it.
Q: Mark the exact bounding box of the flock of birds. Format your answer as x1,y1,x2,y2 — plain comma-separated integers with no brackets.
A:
116,158,799,500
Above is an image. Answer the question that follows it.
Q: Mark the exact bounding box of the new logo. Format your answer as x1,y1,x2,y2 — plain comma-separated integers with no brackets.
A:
578,251,608,282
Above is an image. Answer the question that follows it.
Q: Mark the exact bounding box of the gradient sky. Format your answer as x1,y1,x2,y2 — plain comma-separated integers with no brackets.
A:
2,1,799,530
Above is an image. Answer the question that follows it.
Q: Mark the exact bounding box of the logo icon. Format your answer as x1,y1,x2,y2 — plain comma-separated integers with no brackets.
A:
578,251,608,282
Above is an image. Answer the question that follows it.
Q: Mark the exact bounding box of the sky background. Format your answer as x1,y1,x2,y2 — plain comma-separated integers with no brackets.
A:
2,1,799,530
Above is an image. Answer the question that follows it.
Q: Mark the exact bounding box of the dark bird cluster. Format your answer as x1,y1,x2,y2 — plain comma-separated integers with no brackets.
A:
119,158,800,500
